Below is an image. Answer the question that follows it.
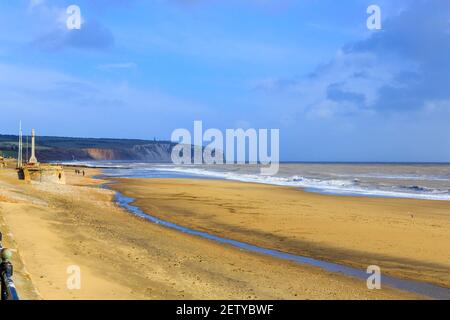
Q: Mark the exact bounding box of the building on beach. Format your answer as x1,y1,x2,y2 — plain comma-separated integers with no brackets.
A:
17,128,65,184
0,154,5,168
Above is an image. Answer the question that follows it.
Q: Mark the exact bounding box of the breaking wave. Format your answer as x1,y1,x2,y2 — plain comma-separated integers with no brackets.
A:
153,167,450,201
62,161,450,201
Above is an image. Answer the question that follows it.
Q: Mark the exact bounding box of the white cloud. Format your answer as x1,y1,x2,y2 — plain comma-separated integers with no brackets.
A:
97,62,138,71
0,63,208,125
253,1,450,120
28,0,46,10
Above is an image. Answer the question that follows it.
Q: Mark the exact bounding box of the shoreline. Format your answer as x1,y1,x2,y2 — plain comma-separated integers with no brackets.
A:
64,162,450,202
109,177,450,293
0,164,421,299
112,188,450,299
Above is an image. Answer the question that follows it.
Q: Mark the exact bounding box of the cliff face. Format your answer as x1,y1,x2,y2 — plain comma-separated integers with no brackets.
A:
81,143,174,162
35,143,175,162
0,134,176,162
84,148,125,160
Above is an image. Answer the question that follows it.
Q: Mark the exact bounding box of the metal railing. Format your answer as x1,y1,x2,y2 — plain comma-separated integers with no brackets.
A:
0,231,19,300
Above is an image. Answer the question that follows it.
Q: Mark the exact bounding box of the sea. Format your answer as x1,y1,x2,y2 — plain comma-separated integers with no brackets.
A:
63,161,450,201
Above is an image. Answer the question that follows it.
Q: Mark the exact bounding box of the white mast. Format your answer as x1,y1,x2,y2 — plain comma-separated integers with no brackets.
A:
29,129,38,164
17,121,23,168
26,135,29,164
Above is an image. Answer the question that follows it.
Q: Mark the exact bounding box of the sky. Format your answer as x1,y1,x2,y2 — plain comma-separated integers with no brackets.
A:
0,0,449,162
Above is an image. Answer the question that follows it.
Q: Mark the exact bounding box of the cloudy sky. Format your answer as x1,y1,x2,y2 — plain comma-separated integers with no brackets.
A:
0,0,449,161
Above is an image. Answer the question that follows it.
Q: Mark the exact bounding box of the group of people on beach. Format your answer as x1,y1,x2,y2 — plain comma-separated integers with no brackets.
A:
75,169,85,176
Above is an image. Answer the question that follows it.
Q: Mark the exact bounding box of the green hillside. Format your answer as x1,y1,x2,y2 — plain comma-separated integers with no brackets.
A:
0,134,175,162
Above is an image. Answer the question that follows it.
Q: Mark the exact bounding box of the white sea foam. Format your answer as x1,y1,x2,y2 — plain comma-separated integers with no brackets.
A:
142,166,450,201
330,172,450,182
63,161,450,201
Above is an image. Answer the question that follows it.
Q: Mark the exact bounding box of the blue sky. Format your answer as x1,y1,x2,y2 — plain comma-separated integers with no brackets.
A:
0,0,449,161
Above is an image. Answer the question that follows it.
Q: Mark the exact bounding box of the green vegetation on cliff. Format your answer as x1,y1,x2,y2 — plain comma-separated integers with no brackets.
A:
0,134,176,162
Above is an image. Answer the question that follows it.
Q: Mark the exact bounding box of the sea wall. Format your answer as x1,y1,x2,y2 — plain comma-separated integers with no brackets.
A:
19,165,66,184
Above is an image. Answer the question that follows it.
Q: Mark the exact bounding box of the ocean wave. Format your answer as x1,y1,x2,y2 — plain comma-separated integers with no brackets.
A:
63,162,450,201
146,167,450,201
331,172,450,182
57,161,134,169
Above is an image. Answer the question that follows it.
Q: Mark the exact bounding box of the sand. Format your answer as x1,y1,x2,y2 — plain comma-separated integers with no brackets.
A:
110,178,450,290
0,165,421,299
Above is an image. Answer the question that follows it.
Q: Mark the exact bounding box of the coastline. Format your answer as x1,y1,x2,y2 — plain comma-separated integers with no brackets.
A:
0,164,421,299
109,178,450,292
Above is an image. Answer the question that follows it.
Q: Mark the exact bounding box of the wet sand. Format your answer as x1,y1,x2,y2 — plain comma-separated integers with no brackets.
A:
0,165,419,299
110,178,450,290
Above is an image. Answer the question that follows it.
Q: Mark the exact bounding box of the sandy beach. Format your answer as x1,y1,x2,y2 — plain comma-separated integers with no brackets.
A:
0,164,422,299
110,178,450,290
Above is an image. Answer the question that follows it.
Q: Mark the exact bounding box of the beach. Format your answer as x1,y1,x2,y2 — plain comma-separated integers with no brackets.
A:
110,178,450,290
2,0,449,305
0,164,423,300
